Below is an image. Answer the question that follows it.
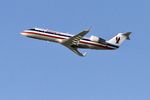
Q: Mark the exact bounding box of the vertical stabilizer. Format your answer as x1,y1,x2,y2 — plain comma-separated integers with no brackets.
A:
106,32,131,46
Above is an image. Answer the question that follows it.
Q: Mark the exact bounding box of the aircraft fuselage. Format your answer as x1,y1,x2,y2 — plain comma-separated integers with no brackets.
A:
21,28,118,50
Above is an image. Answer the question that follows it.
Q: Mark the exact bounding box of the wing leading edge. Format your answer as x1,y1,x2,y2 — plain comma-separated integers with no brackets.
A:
62,29,90,57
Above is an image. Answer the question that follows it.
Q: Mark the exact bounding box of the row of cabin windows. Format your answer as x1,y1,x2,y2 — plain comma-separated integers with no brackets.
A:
29,28,71,38
28,28,90,41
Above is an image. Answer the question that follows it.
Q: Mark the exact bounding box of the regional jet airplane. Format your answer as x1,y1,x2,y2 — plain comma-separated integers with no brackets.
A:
21,28,131,56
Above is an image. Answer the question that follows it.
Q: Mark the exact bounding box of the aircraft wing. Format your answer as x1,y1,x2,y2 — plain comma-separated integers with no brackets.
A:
67,46,87,57
62,29,90,56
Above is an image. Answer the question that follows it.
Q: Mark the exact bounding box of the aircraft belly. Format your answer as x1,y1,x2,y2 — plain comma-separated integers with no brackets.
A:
78,42,108,50
78,43,99,49
78,44,90,48
27,34,60,43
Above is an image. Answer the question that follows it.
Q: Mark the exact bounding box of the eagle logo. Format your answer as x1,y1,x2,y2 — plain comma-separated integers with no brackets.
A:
116,37,120,44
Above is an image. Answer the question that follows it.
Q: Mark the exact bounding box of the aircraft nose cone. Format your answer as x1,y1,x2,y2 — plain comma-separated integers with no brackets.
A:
20,32,27,36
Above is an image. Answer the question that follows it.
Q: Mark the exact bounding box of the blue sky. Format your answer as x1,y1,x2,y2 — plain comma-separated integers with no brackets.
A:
0,0,150,100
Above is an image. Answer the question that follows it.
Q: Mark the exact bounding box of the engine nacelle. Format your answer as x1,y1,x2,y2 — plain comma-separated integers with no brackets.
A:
90,36,100,42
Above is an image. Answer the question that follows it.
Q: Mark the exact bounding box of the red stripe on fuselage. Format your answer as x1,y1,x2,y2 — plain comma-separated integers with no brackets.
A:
22,31,114,50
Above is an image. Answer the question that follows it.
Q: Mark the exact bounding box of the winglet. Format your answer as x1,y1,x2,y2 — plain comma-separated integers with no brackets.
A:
84,27,91,33
82,52,87,57
123,32,132,40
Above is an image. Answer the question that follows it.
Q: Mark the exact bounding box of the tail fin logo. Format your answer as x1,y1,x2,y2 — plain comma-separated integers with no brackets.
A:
116,37,120,44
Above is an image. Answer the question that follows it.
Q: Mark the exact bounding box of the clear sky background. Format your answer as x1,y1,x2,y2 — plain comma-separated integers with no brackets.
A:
0,0,150,100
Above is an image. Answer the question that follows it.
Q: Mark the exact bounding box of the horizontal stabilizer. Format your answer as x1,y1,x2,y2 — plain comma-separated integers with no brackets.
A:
122,32,132,40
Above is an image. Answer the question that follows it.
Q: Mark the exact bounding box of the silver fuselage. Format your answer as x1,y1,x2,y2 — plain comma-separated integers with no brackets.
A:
21,28,118,50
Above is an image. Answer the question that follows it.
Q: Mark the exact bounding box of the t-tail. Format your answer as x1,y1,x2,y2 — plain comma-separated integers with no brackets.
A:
106,32,132,49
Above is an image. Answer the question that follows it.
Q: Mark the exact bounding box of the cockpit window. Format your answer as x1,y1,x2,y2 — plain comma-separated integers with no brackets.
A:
28,28,58,34
28,28,36,31
28,28,45,33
